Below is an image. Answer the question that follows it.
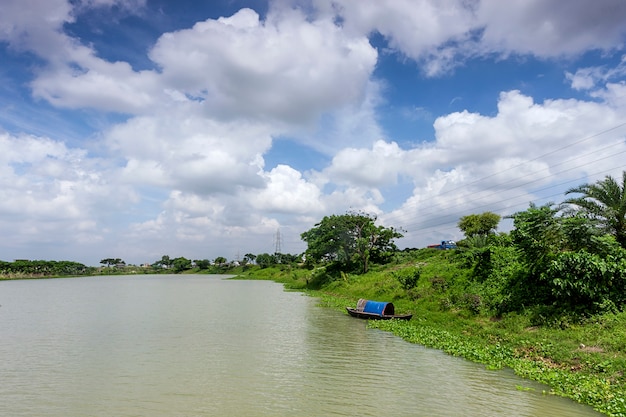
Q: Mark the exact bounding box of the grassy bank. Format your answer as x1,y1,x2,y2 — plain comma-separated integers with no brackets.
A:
236,251,626,417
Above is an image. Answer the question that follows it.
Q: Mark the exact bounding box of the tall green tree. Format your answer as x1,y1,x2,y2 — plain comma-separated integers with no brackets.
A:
100,258,123,267
194,259,211,269
301,212,403,274
458,212,501,238
172,257,192,272
509,203,563,275
505,203,565,309
242,253,256,265
564,171,626,248
255,253,276,268
158,255,172,269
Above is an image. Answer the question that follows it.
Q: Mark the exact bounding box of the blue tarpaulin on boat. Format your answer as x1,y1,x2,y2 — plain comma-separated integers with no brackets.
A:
361,300,395,316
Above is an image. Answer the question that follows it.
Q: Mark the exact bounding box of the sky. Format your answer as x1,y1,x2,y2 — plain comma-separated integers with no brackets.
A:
1,0,626,266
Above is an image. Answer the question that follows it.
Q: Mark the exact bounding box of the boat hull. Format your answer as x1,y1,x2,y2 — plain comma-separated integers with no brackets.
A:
346,307,412,320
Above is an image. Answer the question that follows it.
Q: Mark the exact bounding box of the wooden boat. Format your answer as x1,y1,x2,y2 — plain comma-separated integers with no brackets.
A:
346,299,412,320
346,307,412,320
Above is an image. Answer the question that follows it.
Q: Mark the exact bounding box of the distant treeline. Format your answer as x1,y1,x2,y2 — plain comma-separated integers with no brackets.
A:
0,260,94,278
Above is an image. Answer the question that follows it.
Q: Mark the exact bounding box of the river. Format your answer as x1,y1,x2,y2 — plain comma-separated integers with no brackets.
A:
0,274,602,416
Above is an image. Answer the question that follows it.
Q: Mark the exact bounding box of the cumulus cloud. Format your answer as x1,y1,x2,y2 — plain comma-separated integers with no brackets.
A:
149,7,377,124
0,0,160,114
566,56,626,107
106,107,273,194
77,0,145,10
313,89,626,245
323,140,405,187
0,0,145,61
477,0,626,57
6,1,380,125
31,62,162,114
318,0,475,54
0,0,72,51
592,81,626,109
318,0,626,75
251,165,323,213
0,132,136,249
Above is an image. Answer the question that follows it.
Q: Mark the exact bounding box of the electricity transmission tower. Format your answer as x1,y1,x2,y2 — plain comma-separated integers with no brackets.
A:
274,228,282,254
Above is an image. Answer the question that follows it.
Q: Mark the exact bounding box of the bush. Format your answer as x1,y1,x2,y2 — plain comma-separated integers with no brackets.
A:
462,293,482,315
392,267,421,290
430,276,448,292
306,267,333,289
546,250,626,313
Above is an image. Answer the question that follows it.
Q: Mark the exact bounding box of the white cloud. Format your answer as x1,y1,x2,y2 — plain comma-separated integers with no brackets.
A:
477,0,626,57
0,0,72,51
122,190,290,262
323,140,405,187
0,132,136,252
31,62,162,114
6,1,380,129
318,0,626,75
592,81,626,109
318,0,474,53
566,67,605,91
149,7,378,124
251,165,323,213
77,0,145,10
106,107,273,195
0,0,145,52
566,55,626,90
296,79,385,155
0,0,161,114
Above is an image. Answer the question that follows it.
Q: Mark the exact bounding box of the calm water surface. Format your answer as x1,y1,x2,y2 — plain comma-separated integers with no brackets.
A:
0,275,602,416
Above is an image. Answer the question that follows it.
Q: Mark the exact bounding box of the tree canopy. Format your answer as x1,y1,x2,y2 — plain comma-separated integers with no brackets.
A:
458,212,501,238
564,172,626,248
100,258,124,267
300,212,403,274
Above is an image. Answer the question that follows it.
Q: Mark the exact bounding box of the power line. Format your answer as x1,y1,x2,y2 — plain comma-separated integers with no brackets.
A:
383,122,626,231
394,150,626,231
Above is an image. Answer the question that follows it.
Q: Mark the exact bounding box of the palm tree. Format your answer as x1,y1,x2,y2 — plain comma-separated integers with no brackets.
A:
564,171,626,248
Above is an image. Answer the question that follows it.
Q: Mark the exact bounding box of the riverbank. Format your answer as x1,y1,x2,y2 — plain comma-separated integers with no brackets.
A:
235,260,626,417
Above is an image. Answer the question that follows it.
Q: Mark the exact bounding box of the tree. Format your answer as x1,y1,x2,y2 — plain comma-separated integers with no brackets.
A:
458,212,501,238
564,171,626,248
194,259,211,269
300,212,403,274
214,256,227,265
172,257,192,273
509,203,563,276
100,258,123,267
255,253,276,268
242,253,256,265
504,203,566,309
157,255,172,269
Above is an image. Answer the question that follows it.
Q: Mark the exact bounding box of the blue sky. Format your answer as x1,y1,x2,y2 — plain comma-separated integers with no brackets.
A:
1,0,626,266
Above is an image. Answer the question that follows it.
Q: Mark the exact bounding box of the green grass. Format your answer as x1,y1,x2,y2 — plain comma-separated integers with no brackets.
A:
236,252,626,417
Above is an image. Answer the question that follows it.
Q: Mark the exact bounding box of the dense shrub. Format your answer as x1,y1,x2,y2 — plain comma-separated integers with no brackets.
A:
545,250,626,314
393,267,421,290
